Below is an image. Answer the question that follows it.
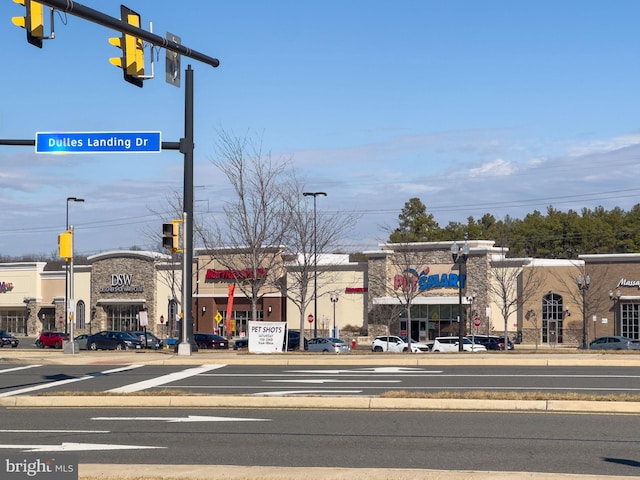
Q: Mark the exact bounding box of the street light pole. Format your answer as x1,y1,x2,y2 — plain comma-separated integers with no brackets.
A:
65,197,84,336
451,240,470,352
577,274,591,349
330,292,339,337
303,191,326,338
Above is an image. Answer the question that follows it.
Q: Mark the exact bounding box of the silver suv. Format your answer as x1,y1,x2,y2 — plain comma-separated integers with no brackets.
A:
432,336,487,352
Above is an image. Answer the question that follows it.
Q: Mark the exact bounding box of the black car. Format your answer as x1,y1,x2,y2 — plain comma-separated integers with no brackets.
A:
0,330,19,348
194,333,229,350
127,331,164,350
285,330,308,351
86,330,143,350
470,335,514,351
233,338,249,350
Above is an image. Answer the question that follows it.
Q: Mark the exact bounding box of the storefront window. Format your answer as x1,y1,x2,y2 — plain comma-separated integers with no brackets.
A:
542,293,563,344
105,304,144,331
621,303,640,339
76,301,85,330
0,310,26,334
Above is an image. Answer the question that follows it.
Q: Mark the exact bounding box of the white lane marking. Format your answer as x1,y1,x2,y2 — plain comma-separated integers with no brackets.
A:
107,364,225,393
0,429,109,433
91,415,270,423
0,443,164,452
265,379,401,384
0,365,42,374
254,390,363,396
0,365,144,397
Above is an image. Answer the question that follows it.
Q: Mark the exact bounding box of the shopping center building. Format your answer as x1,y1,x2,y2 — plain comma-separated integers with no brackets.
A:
1,241,639,347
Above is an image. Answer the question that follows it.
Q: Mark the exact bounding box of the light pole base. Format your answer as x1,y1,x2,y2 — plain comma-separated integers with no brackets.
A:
177,342,193,356
63,341,80,355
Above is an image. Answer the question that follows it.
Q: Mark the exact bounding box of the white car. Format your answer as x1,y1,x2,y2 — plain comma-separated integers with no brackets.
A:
371,335,428,353
432,336,487,352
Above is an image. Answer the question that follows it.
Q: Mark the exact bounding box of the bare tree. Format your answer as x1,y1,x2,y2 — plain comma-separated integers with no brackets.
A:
488,250,545,352
550,260,611,348
203,131,291,324
280,175,355,349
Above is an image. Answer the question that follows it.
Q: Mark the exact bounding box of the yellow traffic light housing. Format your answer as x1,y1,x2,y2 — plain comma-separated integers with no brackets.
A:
12,0,45,48
108,5,144,87
162,221,181,253
58,229,72,260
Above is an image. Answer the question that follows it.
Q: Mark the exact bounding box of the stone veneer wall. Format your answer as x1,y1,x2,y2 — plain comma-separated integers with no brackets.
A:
366,244,494,336
90,256,157,334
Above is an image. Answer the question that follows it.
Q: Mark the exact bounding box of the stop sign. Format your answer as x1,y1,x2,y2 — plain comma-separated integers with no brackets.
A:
307,314,314,324
474,316,481,327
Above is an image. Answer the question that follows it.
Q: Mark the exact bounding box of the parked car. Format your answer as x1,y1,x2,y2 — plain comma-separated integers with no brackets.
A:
36,331,69,349
400,336,432,352
0,330,19,348
284,329,308,351
308,337,351,353
371,335,408,353
588,336,640,350
74,334,89,350
432,336,487,352
194,333,229,350
233,338,249,350
86,330,143,350
371,335,428,353
470,335,514,351
127,331,163,349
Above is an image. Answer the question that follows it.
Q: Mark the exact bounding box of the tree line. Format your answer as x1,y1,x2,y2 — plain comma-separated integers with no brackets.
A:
388,197,640,258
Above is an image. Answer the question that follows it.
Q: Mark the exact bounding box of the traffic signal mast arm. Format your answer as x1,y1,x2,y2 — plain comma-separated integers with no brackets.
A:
31,0,220,68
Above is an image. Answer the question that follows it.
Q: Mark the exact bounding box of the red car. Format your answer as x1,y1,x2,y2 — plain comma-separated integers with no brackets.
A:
194,333,229,350
36,331,69,349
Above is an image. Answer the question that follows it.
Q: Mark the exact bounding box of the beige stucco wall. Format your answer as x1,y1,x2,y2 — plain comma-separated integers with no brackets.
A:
286,264,367,336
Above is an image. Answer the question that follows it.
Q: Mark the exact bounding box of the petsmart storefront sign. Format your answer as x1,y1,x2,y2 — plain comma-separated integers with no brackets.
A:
394,266,465,292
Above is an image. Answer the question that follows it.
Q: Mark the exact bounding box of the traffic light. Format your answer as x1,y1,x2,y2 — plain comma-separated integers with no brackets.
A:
11,0,45,48
162,221,180,253
108,5,144,87
58,230,72,260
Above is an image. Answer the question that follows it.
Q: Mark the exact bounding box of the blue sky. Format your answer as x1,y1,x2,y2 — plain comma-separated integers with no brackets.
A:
3,0,640,257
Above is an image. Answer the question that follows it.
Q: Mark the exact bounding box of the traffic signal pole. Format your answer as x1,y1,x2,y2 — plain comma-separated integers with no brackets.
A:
5,2,217,356
177,65,196,355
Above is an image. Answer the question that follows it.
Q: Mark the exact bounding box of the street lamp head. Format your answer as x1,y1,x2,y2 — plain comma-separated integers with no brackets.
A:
577,274,591,289
67,197,85,203
451,241,469,263
303,191,327,198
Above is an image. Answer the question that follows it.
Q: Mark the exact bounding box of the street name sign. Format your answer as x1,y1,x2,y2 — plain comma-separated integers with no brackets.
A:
36,131,161,154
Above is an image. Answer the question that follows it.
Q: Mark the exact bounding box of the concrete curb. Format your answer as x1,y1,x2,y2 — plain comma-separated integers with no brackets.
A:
3,395,640,414
4,350,640,367
78,463,634,480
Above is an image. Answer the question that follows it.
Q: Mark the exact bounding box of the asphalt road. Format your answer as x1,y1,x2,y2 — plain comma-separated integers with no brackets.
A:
1,407,639,478
2,363,640,397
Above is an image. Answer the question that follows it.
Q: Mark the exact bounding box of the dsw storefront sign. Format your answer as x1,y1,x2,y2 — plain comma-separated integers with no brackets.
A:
99,274,143,293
